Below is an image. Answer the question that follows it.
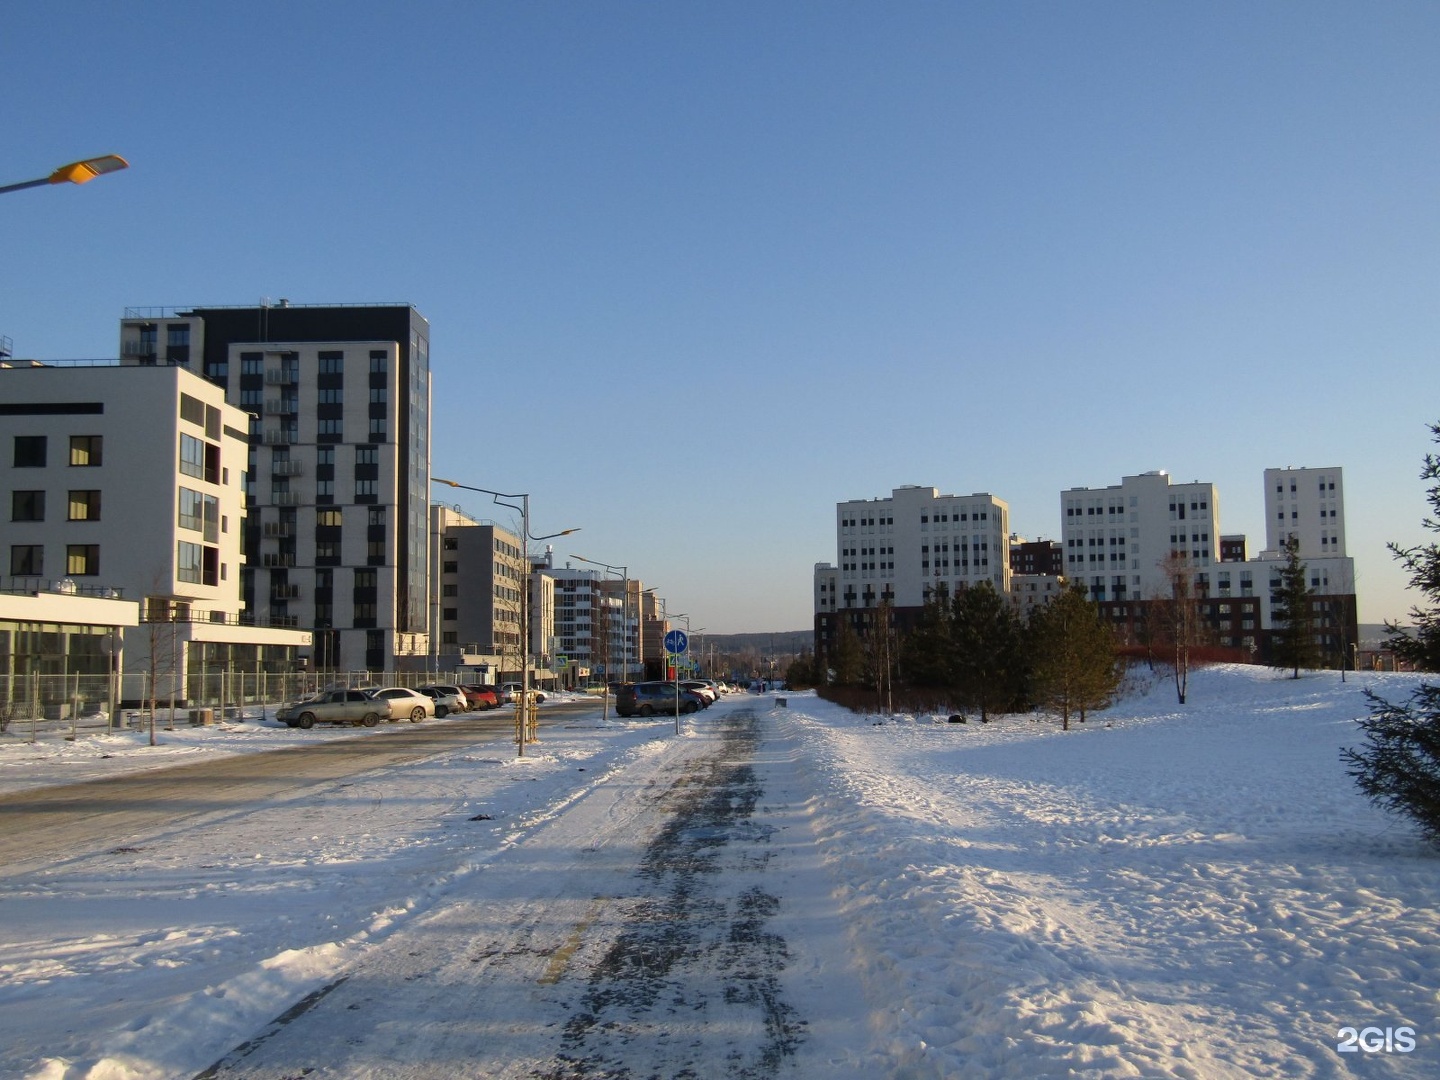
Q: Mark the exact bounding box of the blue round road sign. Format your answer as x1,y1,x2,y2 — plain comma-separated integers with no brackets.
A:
664,629,689,654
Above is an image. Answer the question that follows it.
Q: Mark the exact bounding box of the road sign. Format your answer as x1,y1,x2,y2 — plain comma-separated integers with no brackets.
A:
664,629,689,654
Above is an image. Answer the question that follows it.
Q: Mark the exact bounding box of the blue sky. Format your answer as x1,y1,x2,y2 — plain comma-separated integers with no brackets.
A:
3,1,1437,634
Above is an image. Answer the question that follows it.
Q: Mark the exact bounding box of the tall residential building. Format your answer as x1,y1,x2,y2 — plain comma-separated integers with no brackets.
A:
1060,471,1221,602
119,303,431,673
1265,466,1346,559
0,361,308,688
815,484,1011,663
428,504,526,674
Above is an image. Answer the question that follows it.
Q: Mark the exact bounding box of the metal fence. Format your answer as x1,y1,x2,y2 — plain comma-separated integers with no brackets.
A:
0,669,474,740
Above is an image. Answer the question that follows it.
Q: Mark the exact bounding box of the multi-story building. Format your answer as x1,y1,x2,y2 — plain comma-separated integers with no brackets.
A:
428,504,526,677
1265,466,1346,559
533,556,640,685
1009,537,1063,577
815,484,1011,665
119,303,431,673
1066,467,1357,665
0,360,308,692
1060,470,1221,602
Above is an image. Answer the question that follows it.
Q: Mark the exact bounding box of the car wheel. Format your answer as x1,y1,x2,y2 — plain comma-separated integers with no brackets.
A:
639,704,654,717
362,712,382,727
297,713,316,730
410,707,426,723
435,705,449,718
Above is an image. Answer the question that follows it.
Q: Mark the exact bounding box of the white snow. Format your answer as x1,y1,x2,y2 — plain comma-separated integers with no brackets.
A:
1,668,1436,1077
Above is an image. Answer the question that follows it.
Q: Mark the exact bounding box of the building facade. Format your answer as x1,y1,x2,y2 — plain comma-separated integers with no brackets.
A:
428,504,526,677
1,360,307,694
815,484,1011,666
119,303,431,673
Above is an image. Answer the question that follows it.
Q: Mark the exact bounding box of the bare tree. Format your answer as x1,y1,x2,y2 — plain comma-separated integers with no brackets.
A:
1158,553,1207,705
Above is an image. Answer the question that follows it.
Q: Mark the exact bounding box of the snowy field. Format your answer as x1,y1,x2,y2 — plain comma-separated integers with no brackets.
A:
1,667,1437,1078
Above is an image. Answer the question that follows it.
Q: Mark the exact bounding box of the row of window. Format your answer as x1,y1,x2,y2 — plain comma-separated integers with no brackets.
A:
10,490,102,522
12,435,104,468
10,543,98,576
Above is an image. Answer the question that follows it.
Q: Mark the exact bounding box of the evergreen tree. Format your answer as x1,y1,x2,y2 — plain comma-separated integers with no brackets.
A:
784,651,818,690
1027,585,1120,730
904,584,955,690
1270,535,1320,678
1385,421,1440,671
952,580,1024,721
830,615,865,687
1345,421,1440,845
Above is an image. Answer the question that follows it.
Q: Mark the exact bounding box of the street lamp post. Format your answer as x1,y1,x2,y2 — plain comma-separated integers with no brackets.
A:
432,477,578,757
0,155,129,195
568,554,629,724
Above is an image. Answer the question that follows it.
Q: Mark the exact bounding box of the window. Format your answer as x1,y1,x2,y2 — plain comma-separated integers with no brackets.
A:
315,540,340,563
180,433,205,479
355,479,378,498
317,508,343,527
66,544,99,576
13,435,46,467
10,545,43,575
318,418,343,439
178,540,203,583
11,490,45,521
368,418,387,440
370,387,388,404
318,388,344,404
354,569,377,590
180,393,206,427
318,351,345,374
178,487,204,531
68,490,101,521
69,436,102,466
369,352,387,374
316,447,335,468
368,506,386,526
355,446,378,466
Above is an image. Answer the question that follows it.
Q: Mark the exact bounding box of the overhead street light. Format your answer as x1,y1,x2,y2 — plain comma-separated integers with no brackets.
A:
431,476,579,756
0,155,129,196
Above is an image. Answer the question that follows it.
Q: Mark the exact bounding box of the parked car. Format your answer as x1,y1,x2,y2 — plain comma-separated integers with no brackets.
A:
460,684,501,710
416,684,468,717
679,680,716,706
367,686,435,723
276,689,386,729
616,681,705,718
499,683,547,703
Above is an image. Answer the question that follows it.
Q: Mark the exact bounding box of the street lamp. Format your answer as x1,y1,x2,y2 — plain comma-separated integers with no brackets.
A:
569,553,630,722
432,477,579,757
0,155,129,196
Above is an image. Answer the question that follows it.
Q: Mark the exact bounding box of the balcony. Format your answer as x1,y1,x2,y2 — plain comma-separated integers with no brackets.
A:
272,491,303,506
121,340,157,361
264,398,298,415
271,460,304,477
264,368,298,385
271,584,301,600
262,553,295,568
262,521,294,538
263,429,292,446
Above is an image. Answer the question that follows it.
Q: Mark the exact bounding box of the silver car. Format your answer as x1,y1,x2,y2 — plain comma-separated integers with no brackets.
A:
416,684,468,717
368,686,435,723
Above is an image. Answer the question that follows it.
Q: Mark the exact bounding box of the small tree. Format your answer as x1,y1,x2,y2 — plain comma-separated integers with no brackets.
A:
1158,553,1206,705
1343,685,1440,845
1270,536,1320,678
1345,421,1440,845
904,584,954,691
952,580,1025,721
1028,585,1120,730
1385,421,1440,671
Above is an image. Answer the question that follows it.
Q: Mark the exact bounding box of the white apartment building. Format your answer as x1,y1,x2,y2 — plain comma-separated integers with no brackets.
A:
1060,471,1221,602
831,485,1011,610
1264,466,1346,559
119,303,431,673
1,361,308,691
